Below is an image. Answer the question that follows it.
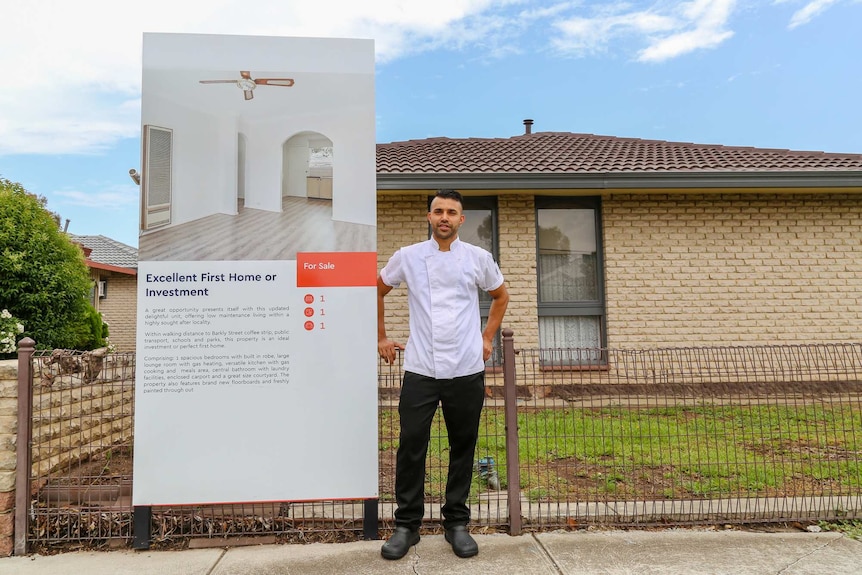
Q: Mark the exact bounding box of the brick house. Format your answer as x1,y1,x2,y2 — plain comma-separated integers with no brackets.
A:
71,235,138,351
375,123,862,355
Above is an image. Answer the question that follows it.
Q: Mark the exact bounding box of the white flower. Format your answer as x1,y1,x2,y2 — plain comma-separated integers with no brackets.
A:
0,310,23,354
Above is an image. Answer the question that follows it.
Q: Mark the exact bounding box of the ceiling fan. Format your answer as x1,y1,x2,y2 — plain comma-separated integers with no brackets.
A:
199,71,295,101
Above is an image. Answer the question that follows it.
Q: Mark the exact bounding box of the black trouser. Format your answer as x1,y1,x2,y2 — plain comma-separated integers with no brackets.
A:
394,370,486,531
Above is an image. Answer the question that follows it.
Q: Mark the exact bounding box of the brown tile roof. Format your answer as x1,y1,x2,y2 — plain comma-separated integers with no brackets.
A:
377,132,862,174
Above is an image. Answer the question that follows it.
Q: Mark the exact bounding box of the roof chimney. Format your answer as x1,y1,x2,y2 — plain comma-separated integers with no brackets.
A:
523,119,533,134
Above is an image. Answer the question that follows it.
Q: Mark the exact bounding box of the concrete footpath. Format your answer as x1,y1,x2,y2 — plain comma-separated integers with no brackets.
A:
2,530,860,575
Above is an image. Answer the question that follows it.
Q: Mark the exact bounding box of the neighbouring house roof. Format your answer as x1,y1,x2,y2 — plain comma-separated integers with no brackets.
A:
376,132,862,191
70,234,138,275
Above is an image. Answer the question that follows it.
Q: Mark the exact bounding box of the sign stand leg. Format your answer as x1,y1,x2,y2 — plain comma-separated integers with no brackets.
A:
133,506,152,550
363,498,379,540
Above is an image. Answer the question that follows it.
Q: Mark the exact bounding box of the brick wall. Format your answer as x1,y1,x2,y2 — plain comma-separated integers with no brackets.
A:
377,191,862,351
0,360,17,556
602,193,862,347
376,194,429,345
95,272,137,352
497,195,539,348
31,371,134,482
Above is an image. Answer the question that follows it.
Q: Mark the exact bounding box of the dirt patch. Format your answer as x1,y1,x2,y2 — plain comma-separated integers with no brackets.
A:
744,439,861,461
537,450,855,501
542,460,692,500
485,385,533,399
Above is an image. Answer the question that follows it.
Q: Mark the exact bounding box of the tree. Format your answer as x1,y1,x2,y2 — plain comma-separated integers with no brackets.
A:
538,225,571,255
476,214,493,245
0,176,107,350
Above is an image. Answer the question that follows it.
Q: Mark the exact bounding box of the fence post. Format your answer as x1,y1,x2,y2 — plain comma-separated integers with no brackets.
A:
501,329,521,535
14,338,35,556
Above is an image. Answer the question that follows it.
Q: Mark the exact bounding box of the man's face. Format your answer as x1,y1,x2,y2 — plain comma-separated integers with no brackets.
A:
428,196,465,242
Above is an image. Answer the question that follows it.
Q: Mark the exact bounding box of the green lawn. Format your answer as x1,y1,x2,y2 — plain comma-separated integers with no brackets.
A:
380,403,862,502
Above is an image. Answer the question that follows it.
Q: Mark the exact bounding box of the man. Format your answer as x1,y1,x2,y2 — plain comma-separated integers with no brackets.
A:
377,189,509,560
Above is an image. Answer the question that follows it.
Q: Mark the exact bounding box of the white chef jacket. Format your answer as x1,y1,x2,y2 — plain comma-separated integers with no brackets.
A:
380,237,505,379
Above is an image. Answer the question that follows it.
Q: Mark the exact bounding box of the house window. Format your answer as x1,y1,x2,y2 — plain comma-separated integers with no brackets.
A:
457,197,498,304
429,196,501,365
536,197,605,363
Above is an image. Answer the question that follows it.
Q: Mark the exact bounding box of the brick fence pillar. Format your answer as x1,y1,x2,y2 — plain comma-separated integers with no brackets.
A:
0,359,18,557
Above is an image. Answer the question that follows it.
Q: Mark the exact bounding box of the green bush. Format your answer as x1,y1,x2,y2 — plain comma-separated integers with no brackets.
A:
0,176,104,350
76,302,110,350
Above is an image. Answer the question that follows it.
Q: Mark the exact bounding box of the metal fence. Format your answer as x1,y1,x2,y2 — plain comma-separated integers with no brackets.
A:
16,337,862,552
22,345,136,550
496,340,862,530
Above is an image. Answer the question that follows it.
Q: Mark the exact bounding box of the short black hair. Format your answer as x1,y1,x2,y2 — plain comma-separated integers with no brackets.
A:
435,189,463,205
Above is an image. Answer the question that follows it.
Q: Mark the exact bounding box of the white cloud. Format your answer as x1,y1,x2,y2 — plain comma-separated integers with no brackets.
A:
639,0,736,62
551,0,737,62
0,0,518,155
1,0,854,155
552,9,677,55
0,92,141,155
518,1,582,20
783,0,840,28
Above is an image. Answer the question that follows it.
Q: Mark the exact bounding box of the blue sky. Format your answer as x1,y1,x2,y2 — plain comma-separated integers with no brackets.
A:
1,0,860,248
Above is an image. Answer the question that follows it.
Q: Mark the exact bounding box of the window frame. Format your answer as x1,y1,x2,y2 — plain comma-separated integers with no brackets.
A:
535,195,607,351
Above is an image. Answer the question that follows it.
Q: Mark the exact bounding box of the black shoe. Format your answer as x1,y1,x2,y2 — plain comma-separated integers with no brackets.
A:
381,526,420,560
445,525,478,558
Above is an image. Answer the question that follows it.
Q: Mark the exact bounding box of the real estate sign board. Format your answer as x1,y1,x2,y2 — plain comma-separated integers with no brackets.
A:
134,33,377,505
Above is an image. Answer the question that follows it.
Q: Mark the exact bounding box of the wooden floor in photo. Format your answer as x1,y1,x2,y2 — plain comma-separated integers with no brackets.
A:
139,197,375,261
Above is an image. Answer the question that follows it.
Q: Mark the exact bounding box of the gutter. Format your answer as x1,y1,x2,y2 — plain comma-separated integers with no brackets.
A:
376,171,862,191
85,260,138,275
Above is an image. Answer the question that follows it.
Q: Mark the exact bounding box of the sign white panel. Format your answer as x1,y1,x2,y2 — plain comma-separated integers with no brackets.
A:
134,34,377,506
134,260,377,504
